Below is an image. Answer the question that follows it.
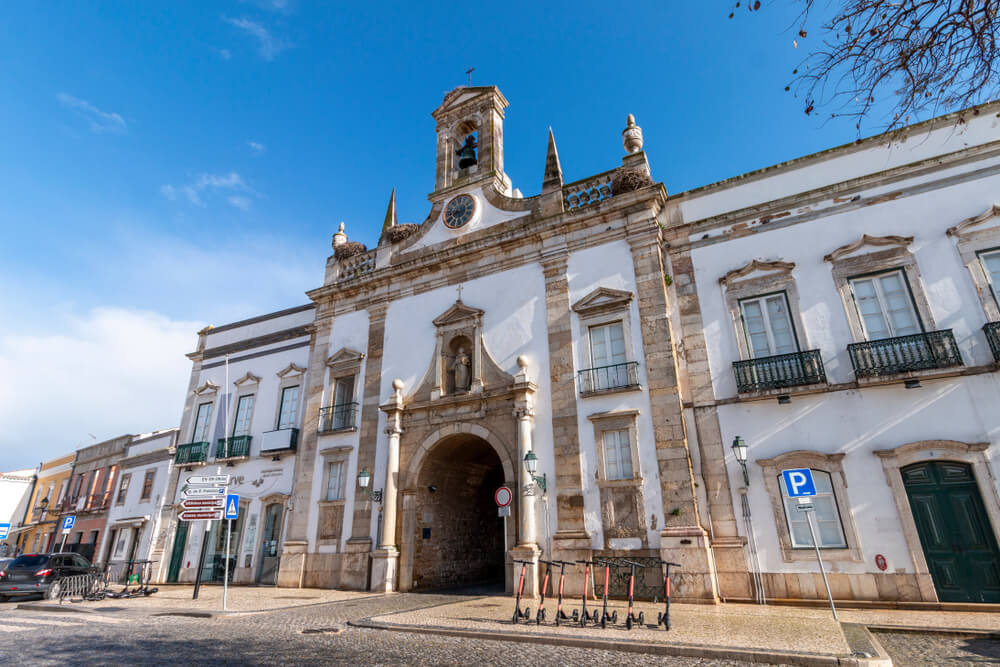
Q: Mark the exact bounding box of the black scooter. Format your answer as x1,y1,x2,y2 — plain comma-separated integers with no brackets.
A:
655,560,681,630
550,560,575,625
511,559,531,624
619,559,646,630
593,558,618,628
574,559,595,626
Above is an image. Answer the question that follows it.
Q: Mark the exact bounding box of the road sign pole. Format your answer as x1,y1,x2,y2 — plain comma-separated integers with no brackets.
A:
192,520,211,600
223,519,231,611
804,509,838,621
60,532,68,553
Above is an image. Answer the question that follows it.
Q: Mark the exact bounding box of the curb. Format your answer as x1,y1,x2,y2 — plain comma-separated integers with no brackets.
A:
867,623,1000,637
16,602,99,614
351,617,885,666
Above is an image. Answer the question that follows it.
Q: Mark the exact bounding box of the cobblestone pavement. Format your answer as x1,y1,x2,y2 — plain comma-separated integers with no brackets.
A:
872,630,1000,666
0,593,762,665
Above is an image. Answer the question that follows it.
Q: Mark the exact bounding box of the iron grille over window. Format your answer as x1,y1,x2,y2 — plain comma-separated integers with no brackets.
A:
216,435,252,459
174,442,209,465
985,322,1000,362
848,330,963,377
733,350,826,393
577,362,640,394
318,403,360,432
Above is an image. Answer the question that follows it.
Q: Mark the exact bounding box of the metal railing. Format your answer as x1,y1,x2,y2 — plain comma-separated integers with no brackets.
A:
848,329,963,377
260,427,299,453
53,573,103,604
985,321,1000,362
577,362,640,394
733,349,826,393
85,492,110,511
216,435,252,459
175,442,209,465
319,403,360,432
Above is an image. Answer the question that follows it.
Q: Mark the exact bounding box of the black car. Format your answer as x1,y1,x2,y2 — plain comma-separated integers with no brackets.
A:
0,553,100,601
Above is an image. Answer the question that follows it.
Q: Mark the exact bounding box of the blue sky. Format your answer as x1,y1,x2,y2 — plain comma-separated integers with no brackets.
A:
0,1,899,470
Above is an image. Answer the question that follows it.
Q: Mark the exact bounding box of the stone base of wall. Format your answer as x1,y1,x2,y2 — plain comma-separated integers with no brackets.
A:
301,553,344,589
339,538,372,590
725,571,938,603
660,528,719,602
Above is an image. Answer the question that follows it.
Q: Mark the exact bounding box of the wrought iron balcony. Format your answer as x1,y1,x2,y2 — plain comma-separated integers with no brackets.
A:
260,427,299,453
577,361,640,395
216,435,252,459
848,329,963,378
175,442,209,465
85,492,110,511
319,403,360,432
985,321,1000,362
732,349,826,393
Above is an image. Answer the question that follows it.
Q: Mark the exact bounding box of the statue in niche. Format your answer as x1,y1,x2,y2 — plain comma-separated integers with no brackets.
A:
451,347,472,392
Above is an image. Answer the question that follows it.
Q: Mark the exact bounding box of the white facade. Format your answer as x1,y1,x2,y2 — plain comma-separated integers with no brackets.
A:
0,469,36,556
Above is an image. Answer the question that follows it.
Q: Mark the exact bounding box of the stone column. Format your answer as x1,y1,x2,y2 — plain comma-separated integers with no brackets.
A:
371,379,404,592
277,311,334,588
509,358,540,597
627,223,719,602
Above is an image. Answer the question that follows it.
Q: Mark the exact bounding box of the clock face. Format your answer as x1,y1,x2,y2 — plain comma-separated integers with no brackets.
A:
444,194,476,229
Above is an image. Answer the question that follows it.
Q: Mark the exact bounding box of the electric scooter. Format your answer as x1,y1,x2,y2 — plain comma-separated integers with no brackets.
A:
551,560,575,626
536,559,554,624
593,558,618,628
511,559,532,624
620,559,646,630
574,559,595,626
655,560,681,630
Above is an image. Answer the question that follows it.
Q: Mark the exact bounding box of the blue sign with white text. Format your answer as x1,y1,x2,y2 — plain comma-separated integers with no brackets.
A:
225,494,239,520
781,469,817,497
61,515,76,532
0,523,10,539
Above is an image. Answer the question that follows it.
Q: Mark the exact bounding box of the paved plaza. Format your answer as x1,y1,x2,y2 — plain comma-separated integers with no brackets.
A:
2,586,999,664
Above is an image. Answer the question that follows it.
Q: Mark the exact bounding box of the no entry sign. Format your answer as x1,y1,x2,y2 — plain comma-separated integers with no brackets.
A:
495,486,512,508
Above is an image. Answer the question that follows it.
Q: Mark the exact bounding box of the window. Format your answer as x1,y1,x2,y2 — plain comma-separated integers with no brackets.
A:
56,480,67,506
778,470,847,549
232,395,255,436
72,473,84,500
849,270,922,340
88,530,99,545
739,293,798,358
602,429,634,481
277,385,300,429
140,470,156,501
116,474,131,504
325,461,345,501
73,531,83,544
193,402,214,442
979,249,1000,308
590,322,627,368
331,376,355,430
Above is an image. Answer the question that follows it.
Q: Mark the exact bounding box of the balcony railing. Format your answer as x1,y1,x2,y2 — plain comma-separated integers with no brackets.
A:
216,435,252,459
577,362,640,394
175,442,209,465
58,496,79,512
848,329,963,378
85,492,110,512
733,349,827,393
985,321,1000,362
319,403,359,432
260,427,299,453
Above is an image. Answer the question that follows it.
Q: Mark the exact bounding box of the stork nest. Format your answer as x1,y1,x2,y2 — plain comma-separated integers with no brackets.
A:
611,168,654,195
334,241,368,260
383,223,419,244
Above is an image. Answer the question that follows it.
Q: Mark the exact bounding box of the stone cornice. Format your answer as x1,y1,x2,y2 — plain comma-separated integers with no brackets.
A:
824,234,914,262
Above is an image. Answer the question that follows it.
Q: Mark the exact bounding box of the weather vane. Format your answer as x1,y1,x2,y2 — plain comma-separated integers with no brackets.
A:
465,67,475,87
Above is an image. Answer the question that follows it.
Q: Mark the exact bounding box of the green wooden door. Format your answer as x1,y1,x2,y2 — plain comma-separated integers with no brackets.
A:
167,521,189,583
902,461,1000,603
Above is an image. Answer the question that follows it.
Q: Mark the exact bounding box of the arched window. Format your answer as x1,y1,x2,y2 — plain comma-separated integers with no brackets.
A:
778,470,847,548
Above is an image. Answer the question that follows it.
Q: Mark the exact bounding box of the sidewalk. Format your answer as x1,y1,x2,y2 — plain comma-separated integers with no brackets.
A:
364,595,1000,665
19,584,379,616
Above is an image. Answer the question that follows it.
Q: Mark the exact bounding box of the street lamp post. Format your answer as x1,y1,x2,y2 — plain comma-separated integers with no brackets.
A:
522,451,547,492
731,436,749,486
357,468,383,503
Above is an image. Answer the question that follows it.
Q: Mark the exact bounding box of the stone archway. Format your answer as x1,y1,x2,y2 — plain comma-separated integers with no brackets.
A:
398,426,517,592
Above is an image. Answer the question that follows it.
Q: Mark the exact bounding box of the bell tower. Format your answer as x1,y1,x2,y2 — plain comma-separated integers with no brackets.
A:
430,86,510,201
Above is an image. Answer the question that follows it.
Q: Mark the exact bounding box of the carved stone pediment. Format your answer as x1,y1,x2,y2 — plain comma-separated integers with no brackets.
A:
947,204,1000,238
720,260,795,287
194,380,219,396
824,234,913,262
571,287,633,318
326,347,365,367
277,362,306,379
432,302,484,328
233,371,261,387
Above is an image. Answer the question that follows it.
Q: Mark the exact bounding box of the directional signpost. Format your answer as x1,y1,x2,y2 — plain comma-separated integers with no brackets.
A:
183,486,227,497
189,473,231,601
781,468,837,620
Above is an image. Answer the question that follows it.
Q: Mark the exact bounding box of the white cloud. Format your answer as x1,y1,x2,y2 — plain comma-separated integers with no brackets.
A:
161,171,252,208
227,195,252,211
223,16,289,60
56,93,127,134
248,141,266,153
218,48,232,60
0,307,202,471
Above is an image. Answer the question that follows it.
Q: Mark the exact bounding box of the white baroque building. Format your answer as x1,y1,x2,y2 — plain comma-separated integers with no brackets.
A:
163,85,1000,605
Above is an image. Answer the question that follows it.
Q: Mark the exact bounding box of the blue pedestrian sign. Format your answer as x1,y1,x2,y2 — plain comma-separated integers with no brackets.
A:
0,523,10,539
781,468,816,497
61,515,76,533
225,494,239,520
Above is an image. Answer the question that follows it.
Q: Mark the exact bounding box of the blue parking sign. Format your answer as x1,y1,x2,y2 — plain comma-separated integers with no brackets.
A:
0,523,10,539
225,494,239,520
61,515,76,532
781,468,816,497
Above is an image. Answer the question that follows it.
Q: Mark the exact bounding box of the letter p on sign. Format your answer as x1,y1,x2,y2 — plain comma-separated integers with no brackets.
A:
781,468,816,497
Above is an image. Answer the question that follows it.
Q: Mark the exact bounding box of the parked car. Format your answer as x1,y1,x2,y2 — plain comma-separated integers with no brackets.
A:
0,553,100,601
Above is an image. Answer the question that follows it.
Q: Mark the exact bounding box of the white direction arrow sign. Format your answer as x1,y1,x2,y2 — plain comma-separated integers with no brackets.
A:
183,486,228,497
181,498,225,510
178,509,225,522
187,475,231,485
